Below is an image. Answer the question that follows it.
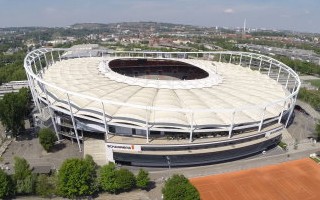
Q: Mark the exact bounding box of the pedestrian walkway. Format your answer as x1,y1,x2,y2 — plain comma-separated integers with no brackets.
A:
0,140,12,157
281,128,295,145
96,190,150,200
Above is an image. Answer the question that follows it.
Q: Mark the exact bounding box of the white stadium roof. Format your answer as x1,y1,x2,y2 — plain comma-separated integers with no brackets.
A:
37,57,287,128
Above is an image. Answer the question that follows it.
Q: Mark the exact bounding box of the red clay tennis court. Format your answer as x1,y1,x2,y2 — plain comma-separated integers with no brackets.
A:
190,158,320,200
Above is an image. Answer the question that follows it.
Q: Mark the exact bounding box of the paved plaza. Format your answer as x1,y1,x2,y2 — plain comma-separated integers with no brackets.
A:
0,134,82,173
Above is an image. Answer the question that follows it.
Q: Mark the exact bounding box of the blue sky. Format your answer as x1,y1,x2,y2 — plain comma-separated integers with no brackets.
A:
0,0,319,33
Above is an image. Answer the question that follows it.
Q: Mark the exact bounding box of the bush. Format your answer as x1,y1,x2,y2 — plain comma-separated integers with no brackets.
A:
99,163,136,194
162,174,200,200
38,128,57,152
13,156,35,195
35,174,56,197
136,169,150,189
114,168,136,193
278,141,288,150
99,163,117,193
13,157,31,181
0,169,15,198
57,157,97,198
16,174,36,195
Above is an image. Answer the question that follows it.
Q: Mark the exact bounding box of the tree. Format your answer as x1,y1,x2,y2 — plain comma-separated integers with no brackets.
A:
13,157,31,181
0,88,29,136
114,168,136,193
99,163,117,193
38,128,57,152
99,163,136,194
13,157,35,195
0,169,14,198
136,169,150,189
162,174,200,200
16,174,36,194
35,174,56,197
315,121,320,141
57,157,97,198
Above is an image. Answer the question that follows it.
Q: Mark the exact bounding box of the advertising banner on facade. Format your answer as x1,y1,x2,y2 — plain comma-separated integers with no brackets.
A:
106,143,141,152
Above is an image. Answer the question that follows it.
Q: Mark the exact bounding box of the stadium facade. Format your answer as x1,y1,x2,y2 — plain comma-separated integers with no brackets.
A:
24,48,300,166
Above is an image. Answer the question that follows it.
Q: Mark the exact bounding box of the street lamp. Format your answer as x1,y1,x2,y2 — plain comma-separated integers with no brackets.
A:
166,156,171,177
166,156,171,169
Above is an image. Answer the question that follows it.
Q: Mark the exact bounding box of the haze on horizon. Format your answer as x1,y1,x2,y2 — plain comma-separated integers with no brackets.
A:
0,0,319,33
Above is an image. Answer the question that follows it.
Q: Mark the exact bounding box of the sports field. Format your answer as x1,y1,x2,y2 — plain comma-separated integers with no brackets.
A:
190,158,320,200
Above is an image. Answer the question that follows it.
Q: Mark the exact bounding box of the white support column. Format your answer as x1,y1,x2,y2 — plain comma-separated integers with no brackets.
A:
285,95,297,127
66,93,82,152
29,74,43,115
285,73,290,89
101,101,109,140
41,83,61,141
278,101,287,124
58,51,61,61
38,56,43,71
26,73,42,114
258,58,262,71
189,112,194,143
228,111,235,138
33,61,38,74
50,51,54,65
291,80,297,93
145,109,149,143
258,107,266,132
267,60,272,77
229,54,232,63
239,54,243,66
219,53,222,62
276,67,282,82
44,53,48,68
249,55,252,69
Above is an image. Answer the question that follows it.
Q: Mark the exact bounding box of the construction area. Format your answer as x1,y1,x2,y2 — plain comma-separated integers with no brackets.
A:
190,158,320,200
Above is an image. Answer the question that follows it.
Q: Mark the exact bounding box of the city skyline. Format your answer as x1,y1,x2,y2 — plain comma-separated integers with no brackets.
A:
0,0,319,33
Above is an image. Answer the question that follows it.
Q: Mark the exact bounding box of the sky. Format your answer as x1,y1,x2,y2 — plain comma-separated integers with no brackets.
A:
0,0,319,33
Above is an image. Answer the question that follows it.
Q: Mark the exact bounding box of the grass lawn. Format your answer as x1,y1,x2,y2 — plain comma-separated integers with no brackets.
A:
306,79,320,88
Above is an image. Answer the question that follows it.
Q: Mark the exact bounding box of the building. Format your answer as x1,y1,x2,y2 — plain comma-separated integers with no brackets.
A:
24,48,300,166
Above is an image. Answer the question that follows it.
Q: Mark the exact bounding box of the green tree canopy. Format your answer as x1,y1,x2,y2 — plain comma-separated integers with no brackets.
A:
162,174,200,200
13,156,32,181
57,156,97,198
13,156,35,195
0,88,30,136
0,169,15,198
113,168,136,193
38,128,57,152
314,121,320,141
0,52,26,84
136,169,150,190
99,163,117,193
35,174,56,198
99,163,136,194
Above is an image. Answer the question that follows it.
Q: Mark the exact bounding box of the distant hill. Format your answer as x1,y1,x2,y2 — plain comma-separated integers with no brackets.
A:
69,22,197,30
70,23,108,29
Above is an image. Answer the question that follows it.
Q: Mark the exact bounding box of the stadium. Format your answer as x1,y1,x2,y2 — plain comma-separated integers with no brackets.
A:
24,48,300,166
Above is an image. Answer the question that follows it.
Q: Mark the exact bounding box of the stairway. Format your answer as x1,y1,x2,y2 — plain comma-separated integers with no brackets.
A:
84,139,107,166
